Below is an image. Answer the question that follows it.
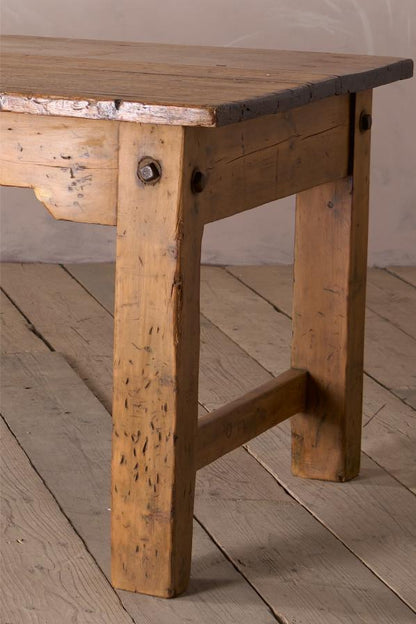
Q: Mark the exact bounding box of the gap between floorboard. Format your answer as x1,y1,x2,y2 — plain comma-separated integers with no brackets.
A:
1,260,414,616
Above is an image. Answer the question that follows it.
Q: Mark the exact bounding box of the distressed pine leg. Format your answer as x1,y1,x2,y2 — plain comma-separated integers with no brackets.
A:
291,91,372,482
111,122,202,597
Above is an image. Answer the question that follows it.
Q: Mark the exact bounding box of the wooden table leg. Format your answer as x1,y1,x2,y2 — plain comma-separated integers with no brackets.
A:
291,90,373,482
111,122,202,597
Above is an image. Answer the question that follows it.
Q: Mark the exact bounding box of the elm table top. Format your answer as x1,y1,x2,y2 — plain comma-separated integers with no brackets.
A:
0,35,413,127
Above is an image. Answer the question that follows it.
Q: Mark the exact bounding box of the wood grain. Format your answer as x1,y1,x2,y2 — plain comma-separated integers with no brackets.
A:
3,262,413,494
111,123,202,596
0,352,279,624
195,95,350,223
1,95,349,230
229,265,416,340
196,447,416,623
0,112,118,224
0,290,48,353
290,90,373,481
197,368,307,469
364,308,416,408
65,262,116,312
227,264,416,491
387,266,416,288
1,264,115,410
246,428,416,611
2,262,415,612
197,265,416,606
60,262,416,607
1,35,412,126
366,268,416,339
2,346,414,622
1,95,350,227
0,416,134,624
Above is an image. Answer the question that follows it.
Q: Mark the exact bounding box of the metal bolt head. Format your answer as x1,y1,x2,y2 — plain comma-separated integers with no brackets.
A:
359,112,372,132
137,157,161,184
140,163,159,181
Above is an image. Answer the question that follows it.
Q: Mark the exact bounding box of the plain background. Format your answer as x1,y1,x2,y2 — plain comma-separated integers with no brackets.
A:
1,0,415,265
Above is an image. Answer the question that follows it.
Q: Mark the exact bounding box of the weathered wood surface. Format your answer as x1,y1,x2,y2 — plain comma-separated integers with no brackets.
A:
0,290,49,353
290,90,372,480
0,112,118,224
246,431,416,610
1,96,349,228
11,261,416,493
0,416,135,624
197,368,307,469
227,264,416,491
1,263,114,410
198,266,416,607
365,308,416,408
387,266,416,288
194,95,350,223
230,265,416,340
196,449,416,623
1,351,414,623
4,262,414,609
1,35,412,126
0,352,278,624
366,268,416,339
111,123,203,596
66,262,116,312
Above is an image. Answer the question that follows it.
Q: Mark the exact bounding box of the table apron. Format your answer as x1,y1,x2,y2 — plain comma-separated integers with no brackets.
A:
0,94,352,226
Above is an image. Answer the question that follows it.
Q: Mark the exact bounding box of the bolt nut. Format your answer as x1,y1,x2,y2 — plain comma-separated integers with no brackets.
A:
137,157,161,184
191,169,206,193
359,112,372,132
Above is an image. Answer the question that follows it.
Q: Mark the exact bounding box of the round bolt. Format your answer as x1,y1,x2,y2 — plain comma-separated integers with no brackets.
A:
137,157,161,184
191,169,206,193
359,112,372,132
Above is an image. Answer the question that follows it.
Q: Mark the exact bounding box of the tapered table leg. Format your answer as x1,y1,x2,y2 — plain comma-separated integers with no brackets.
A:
291,91,372,482
111,122,202,597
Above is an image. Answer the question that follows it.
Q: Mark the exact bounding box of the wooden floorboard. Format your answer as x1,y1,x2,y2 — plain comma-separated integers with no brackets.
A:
225,265,416,409
66,262,416,486
386,266,416,289
1,353,414,623
62,266,416,601
200,266,416,607
66,262,416,409
366,268,416,339
1,262,416,622
225,265,416,490
1,264,114,411
0,416,134,624
0,352,278,624
0,289,49,353
227,265,416,340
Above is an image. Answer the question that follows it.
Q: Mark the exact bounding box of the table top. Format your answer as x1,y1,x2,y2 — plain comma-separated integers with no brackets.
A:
0,35,413,127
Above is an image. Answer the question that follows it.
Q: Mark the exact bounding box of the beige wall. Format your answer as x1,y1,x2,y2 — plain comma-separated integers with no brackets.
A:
1,0,415,265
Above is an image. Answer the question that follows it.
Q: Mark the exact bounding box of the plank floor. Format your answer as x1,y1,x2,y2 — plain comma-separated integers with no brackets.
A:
0,263,415,624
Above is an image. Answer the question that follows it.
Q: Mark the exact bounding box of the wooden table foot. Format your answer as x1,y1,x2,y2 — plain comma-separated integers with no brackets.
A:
111,122,202,597
291,91,373,482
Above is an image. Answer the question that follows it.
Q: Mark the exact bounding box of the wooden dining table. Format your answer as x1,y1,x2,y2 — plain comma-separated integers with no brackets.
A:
0,35,413,598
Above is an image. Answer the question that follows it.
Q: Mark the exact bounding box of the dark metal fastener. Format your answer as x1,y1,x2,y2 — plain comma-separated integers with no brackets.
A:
359,112,372,132
137,157,162,184
191,169,206,193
